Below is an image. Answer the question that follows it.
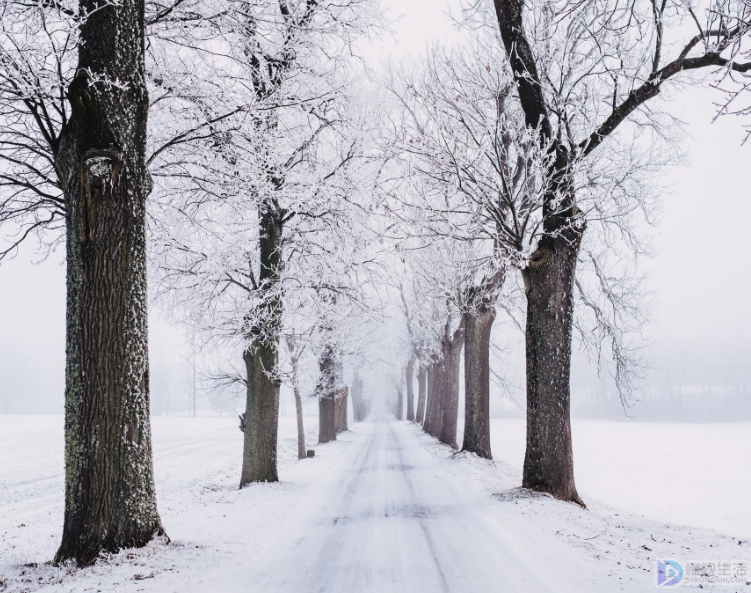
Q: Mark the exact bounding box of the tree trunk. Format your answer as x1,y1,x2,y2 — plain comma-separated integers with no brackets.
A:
240,342,280,484
423,362,440,436
522,232,585,506
416,364,427,424
396,384,404,420
492,0,585,507
335,387,348,433
405,355,416,421
439,324,464,449
55,0,164,565
462,306,496,459
317,344,338,444
319,395,336,443
350,371,363,422
240,207,283,486
291,359,306,460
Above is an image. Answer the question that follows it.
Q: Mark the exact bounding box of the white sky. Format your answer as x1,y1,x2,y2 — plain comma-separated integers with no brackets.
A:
0,0,748,412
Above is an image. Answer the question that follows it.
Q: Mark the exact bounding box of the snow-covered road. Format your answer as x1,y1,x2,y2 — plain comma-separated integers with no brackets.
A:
221,419,552,593
2,415,747,592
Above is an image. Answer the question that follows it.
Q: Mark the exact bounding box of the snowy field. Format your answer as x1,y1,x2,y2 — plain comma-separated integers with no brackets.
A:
1,415,750,592
488,419,751,541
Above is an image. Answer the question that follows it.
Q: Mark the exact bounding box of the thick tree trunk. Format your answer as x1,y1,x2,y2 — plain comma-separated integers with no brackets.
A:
240,207,283,486
439,325,464,449
522,232,584,506
461,306,496,459
240,341,280,484
492,0,585,507
396,385,404,420
335,387,348,433
317,344,339,444
319,395,336,443
55,0,164,565
405,355,416,421
416,364,427,424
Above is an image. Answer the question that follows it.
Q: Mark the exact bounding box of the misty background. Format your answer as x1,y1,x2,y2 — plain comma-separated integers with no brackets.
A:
0,0,748,421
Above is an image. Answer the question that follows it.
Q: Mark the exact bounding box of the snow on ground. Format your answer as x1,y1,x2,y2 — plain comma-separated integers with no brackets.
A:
486,418,751,541
0,415,749,592
0,414,322,592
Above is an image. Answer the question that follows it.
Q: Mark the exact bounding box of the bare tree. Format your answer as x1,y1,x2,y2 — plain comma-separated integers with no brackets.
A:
484,0,751,504
386,14,669,470
151,0,381,484
386,43,542,458
391,241,468,445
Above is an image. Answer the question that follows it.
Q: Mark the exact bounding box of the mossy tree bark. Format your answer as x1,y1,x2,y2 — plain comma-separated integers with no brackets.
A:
55,0,164,565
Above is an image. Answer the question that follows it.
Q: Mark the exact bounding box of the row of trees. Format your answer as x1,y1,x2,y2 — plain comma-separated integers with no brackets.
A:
1,0,749,566
1,0,384,565
386,0,751,506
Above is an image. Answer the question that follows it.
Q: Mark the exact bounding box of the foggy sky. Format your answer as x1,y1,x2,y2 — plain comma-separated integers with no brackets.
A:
0,0,748,414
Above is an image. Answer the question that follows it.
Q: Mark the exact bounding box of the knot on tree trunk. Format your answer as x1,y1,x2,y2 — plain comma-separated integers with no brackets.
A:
529,247,552,269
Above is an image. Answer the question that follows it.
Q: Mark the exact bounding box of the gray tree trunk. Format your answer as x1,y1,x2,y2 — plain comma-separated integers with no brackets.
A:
291,357,306,460
396,384,404,420
439,323,464,449
405,355,416,421
240,207,284,486
492,0,585,506
240,340,280,484
416,364,427,424
319,395,336,443
522,230,585,506
462,306,496,459
428,365,436,431
350,371,363,422
423,362,442,436
317,343,339,443
55,0,165,565
335,387,348,433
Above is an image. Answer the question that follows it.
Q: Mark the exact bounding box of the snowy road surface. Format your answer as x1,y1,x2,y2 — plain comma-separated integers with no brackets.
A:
2,415,748,592
217,419,552,593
